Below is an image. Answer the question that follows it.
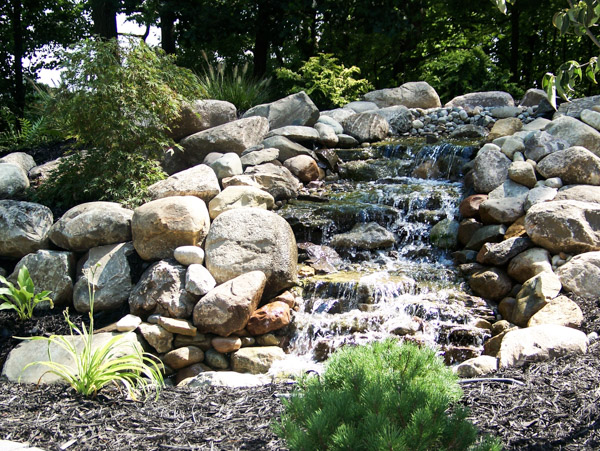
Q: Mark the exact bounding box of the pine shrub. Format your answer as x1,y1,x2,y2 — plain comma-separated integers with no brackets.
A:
274,339,502,450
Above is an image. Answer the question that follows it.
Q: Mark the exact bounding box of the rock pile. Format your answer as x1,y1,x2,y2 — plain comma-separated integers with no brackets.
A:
449,104,600,377
0,81,596,386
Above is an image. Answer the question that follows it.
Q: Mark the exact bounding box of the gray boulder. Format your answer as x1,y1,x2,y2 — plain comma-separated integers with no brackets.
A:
132,196,210,261
498,325,588,368
525,200,600,253
488,179,530,199
0,201,52,259
317,115,344,134
49,202,133,252
344,100,379,113
185,263,216,296
129,260,198,319
148,164,220,202
73,242,136,313
555,185,600,203
169,99,237,141
544,116,600,156
265,126,320,144
179,116,269,167
363,82,441,109
556,94,600,119
2,332,143,384
242,91,319,129
0,164,29,199
507,248,553,283
210,153,243,180
580,108,600,131
445,91,515,110
523,130,568,162
537,146,600,185
479,197,525,224
373,106,413,134
330,222,396,250
341,113,389,142
193,271,266,336
0,152,36,173
319,108,356,124
314,122,339,147
556,251,600,299
471,146,512,193
10,250,75,308
208,186,275,219
261,135,315,162
519,88,547,107
205,208,298,299
240,148,280,168
525,186,557,211
244,163,301,201
476,237,531,266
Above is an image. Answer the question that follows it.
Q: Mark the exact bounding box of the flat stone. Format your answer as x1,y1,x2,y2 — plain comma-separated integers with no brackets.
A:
138,323,173,353
163,346,204,370
158,317,197,336
265,126,320,143
230,346,286,374
476,237,531,265
148,164,220,202
465,224,507,251
116,314,142,332
330,222,396,250
479,197,526,224
186,371,271,388
455,355,498,377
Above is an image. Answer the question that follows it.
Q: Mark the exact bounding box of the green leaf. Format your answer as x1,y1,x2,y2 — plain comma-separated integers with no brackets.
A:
543,73,558,110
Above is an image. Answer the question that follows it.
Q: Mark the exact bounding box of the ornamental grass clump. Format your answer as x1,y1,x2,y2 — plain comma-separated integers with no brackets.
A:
0,265,52,320
275,339,502,450
22,269,164,400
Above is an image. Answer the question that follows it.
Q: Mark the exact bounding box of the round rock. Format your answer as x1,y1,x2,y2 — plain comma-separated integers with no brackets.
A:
0,200,53,259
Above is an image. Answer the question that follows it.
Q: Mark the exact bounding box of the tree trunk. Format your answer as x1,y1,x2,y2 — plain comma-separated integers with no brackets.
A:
509,1,520,84
253,1,269,77
11,0,24,126
91,0,118,40
160,4,176,54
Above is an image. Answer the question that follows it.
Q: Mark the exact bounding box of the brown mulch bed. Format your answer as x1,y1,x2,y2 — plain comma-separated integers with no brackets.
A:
0,295,598,450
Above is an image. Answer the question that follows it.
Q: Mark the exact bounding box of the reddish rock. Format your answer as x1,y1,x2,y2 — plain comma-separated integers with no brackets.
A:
270,291,296,308
163,346,204,370
459,194,488,218
211,336,242,353
246,301,291,336
283,155,320,183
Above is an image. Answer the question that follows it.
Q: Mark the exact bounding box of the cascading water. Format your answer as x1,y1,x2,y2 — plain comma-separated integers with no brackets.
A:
277,139,494,368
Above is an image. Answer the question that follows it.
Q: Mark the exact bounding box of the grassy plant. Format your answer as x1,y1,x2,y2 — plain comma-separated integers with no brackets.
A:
22,268,164,400
0,266,52,320
274,339,502,450
198,52,272,112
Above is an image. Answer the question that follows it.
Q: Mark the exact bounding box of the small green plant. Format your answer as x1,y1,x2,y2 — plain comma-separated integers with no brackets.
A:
22,268,164,400
274,339,502,450
198,52,272,112
0,266,53,320
0,106,56,151
276,53,374,110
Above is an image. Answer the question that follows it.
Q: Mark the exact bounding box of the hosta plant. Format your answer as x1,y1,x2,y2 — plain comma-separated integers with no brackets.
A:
0,265,53,320
23,268,164,400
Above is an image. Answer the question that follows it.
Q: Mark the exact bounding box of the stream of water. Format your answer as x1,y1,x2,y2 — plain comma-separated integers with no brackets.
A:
277,139,494,369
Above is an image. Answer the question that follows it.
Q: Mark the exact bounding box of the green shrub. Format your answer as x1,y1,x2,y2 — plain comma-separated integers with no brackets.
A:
32,38,204,209
23,267,164,400
0,266,52,320
276,53,374,110
0,106,57,152
197,52,272,113
274,339,502,451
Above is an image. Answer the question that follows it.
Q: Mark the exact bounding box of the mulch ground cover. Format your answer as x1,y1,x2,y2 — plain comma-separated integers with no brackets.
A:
0,298,598,451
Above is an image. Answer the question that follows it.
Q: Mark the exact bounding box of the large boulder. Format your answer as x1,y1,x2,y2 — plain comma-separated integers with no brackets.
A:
523,130,568,162
330,222,396,250
488,118,523,140
519,88,547,107
246,301,292,336
556,251,600,299
179,116,269,167
261,136,315,162
341,113,389,142
556,94,600,119
0,152,36,173
132,196,210,261
169,99,237,141
479,197,526,224
528,295,583,328
511,272,562,327
240,148,280,168
205,208,298,299
0,200,53,259
476,237,531,266
73,242,136,313
0,164,29,199
129,260,198,319
2,332,144,384
373,106,414,134
555,185,600,203
208,186,275,219
537,146,600,185
363,82,441,109
230,346,286,374
193,271,266,336
544,116,600,156
580,108,600,131
525,200,600,254
242,91,319,129
471,145,511,193
148,164,220,202
445,91,515,110
49,202,133,252
10,250,75,308
498,325,588,368
244,163,301,201
468,268,512,302
507,248,552,283
265,126,320,144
